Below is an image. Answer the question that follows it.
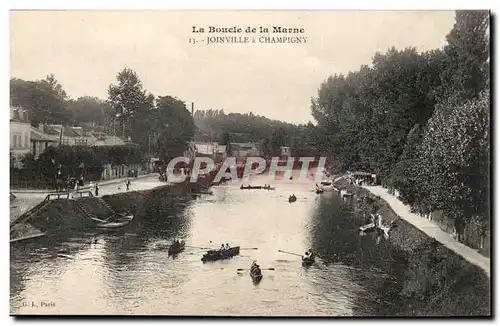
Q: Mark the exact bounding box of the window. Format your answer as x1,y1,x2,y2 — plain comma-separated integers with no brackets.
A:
25,134,29,149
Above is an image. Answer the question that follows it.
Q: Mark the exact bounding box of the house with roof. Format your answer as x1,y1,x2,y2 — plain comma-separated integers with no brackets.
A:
230,142,260,159
30,127,58,158
48,124,90,146
182,142,228,163
10,106,31,165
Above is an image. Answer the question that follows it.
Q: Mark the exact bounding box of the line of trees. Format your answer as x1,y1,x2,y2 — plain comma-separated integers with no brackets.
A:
194,109,319,156
310,10,490,245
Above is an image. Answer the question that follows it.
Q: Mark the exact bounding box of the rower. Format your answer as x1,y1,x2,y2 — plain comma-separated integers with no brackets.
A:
225,243,230,250
251,262,262,275
220,244,225,250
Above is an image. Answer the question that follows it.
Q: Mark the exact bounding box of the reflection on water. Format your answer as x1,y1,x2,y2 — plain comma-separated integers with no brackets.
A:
11,176,405,316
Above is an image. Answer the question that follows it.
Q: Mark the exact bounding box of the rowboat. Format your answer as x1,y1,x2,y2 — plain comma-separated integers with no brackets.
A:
263,186,276,190
250,269,263,283
288,196,297,203
96,214,133,232
168,240,186,256
201,246,240,262
240,185,262,190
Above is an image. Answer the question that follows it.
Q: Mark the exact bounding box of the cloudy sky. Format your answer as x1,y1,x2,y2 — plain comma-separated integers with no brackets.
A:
10,10,455,123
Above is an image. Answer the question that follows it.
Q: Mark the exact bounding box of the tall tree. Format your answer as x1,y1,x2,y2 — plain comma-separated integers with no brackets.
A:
107,68,155,144
153,96,195,161
436,10,490,105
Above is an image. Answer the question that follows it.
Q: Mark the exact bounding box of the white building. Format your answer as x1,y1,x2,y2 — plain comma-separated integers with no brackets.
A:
10,106,31,164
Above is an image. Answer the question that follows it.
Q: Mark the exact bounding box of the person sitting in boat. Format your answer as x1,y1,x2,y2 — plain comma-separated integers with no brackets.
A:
220,244,225,251
251,262,262,275
304,249,313,260
240,184,244,190
225,243,230,250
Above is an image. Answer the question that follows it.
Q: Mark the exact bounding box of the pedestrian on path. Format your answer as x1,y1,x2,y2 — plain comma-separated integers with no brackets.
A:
95,182,99,197
126,179,131,191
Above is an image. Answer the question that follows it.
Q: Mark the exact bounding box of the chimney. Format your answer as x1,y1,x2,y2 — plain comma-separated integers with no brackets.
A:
191,102,194,116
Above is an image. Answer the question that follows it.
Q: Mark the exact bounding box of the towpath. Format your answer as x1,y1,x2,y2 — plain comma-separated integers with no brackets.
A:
363,185,490,278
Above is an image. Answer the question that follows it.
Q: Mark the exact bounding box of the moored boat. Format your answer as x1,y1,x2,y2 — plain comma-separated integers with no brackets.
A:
168,240,186,256
201,246,240,262
95,213,133,232
288,195,297,203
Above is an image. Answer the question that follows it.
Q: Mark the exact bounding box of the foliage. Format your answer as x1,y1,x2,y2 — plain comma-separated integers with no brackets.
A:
193,109,316,156
107,68,155,146
10,76,71,126
152,95,195,161
11,144,146,188
310,10,490,238
67,96,112,125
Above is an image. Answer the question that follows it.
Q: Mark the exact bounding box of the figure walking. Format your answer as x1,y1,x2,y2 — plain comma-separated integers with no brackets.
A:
95,182,100,197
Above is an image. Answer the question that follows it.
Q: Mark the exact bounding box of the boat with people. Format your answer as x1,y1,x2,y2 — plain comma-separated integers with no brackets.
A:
250,261,263,283
201,246,240,262
262,184,275,190
302,249,315,267
288,194,297,203
315,188,325,194
240,185,262,190
168,240,186,256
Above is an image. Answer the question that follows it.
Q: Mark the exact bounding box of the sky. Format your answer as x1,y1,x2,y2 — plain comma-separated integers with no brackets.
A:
10,10,456,124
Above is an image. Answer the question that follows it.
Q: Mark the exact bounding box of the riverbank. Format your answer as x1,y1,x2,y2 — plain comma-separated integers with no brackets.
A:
364,185,490,277
10,174,222,242
332,176,490,316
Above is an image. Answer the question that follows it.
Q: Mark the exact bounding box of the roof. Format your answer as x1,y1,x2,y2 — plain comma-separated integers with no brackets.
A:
230,142,256,149
30,129,58,142
70,127,84,137
193,142,227,155
40,124,60,135
90,136,126,146
48,125,81,138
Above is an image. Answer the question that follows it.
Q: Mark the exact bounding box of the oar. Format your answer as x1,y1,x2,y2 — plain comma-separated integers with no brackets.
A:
237,268,275,271
185,245,212,250
240,247,258,250
278,250,303,257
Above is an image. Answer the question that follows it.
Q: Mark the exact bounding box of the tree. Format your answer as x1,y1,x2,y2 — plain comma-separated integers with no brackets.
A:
41,73,68,100
219,132,232,154
418,91,490,227
436,10,490,104
107,68,155,144
10,78,71,126
153,96,195,161
67,96,112,125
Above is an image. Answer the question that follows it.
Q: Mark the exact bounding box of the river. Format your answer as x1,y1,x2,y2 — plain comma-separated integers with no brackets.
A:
11,174,408,316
